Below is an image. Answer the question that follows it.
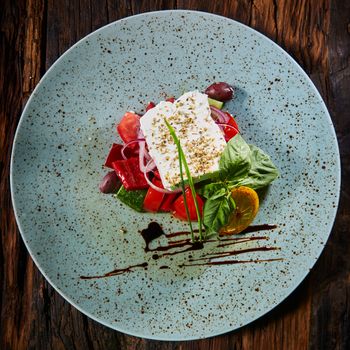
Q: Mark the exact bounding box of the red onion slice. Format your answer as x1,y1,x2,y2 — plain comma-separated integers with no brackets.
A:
136,130,150,172
216,122,240,134
138,140,147,171
145,158,156,172
137,129,145,139
139,141,155,172
121,138,145,159
144,144,151,162
143,160,182,194
210,106,230,123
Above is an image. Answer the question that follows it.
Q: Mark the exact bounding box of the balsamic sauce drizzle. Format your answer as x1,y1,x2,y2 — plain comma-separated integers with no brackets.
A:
188,246,280,262
80,262,148,280
179,258,283,268
80,222,281,280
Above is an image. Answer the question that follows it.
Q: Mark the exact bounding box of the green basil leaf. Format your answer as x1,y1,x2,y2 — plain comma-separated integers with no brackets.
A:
203,188,236,235
219,134,251,181
227,194,236,210
229,144,279,189
197,182,226,199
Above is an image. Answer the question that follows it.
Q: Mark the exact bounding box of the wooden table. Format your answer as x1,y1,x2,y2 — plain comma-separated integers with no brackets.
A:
1,1,349,349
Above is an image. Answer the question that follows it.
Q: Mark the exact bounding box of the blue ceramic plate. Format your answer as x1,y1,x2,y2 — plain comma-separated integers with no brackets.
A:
11,11,340,340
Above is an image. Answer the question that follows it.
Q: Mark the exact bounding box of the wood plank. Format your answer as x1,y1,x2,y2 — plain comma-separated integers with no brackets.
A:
1,0,44,349
178,0,252,24
22,0,45,101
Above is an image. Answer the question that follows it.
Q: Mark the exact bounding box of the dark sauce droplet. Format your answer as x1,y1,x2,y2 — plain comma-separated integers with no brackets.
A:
141,222,165,252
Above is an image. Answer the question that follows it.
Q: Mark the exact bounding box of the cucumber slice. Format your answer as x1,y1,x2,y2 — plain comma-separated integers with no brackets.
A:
208,97,224,109
114,186,147,212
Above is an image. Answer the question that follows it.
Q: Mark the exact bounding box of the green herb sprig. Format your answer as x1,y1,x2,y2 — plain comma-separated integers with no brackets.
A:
199,134,279,235
164,118,204,242
168,126,195,242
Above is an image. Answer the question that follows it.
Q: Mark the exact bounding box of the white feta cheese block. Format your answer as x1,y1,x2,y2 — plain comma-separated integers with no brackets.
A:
140,90,226,190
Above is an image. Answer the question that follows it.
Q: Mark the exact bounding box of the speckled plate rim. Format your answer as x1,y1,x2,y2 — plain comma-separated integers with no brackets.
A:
10,10,341,341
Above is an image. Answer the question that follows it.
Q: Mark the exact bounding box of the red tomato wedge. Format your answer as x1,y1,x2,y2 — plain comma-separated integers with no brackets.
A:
224,112,239,141
166,97,175,103
172,188,204,221
117,112,141,144
112,157,148,190
143,179,166,212
160,193,178,212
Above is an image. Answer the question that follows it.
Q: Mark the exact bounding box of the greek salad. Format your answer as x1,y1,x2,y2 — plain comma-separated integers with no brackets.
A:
99,82,279,241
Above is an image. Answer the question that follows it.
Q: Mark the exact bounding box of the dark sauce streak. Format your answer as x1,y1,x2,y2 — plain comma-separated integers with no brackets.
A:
80,262,148,280
167,224,276,239
189,247,280,262
168,238,191,245
150,239,192,252
152,241,204,260
80,223,280,279
167,229,201,238
217,236,268,248
179,258,283,268
240,224,277,234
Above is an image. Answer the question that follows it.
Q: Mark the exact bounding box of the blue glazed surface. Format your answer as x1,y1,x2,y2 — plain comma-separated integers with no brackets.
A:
11,11,340,340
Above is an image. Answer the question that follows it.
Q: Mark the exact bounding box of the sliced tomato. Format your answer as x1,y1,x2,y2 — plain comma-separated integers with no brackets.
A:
146,102,155,111
166,97,175,103
117,112,140,144
160,193,178,212
143,179,166,212
224,112,239,141
172,188,204,221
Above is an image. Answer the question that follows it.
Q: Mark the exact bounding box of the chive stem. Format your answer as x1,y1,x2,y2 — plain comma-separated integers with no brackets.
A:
178,144,195,241
178,146,203,241
164,118,204,242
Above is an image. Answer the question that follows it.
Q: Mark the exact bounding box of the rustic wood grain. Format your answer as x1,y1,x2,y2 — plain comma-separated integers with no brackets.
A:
1,0,349,349
1,1,29,349
308,1,350,349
